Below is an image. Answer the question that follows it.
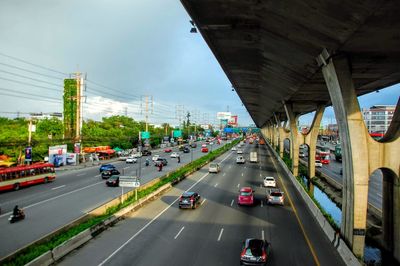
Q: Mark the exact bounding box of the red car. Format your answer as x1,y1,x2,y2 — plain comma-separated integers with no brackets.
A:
201,147,209,153
164,148,172,153
238,187,254,206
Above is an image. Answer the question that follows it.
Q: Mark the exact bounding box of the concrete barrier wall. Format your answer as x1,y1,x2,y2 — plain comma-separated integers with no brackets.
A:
51,229,92,261
25,251,54,266
267,142,361,266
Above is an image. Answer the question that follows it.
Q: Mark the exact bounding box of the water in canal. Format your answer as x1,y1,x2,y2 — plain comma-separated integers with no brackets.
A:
300,176,383,265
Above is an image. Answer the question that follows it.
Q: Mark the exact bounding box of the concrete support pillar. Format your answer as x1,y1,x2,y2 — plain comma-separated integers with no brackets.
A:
304,105,325,179
283,102,300,177
319,53,370,258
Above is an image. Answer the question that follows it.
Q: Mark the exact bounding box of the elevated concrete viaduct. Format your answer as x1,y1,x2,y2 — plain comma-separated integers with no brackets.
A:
181,0,400,262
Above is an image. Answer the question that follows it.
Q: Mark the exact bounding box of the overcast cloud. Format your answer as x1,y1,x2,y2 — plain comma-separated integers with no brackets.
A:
0,0,398,128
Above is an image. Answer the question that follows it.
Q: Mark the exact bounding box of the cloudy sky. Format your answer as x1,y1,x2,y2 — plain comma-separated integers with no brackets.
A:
0,0,398,128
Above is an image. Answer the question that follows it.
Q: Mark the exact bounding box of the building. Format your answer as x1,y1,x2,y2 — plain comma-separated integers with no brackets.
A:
362,105,395,134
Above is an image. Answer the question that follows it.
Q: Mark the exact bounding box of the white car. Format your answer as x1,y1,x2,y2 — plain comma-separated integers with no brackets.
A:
132,152,142,158
208,163,220,173
209,142,214,145
236,156,245,164
152,155,160,161
299,152,306,158
263,176,276,187
231,147,237,151
237,149,243,154
170,152,179,158
315,160,323,167
126,156,137,163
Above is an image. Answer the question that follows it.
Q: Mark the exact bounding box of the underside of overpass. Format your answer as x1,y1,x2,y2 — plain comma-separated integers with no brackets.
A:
181,0,400,263
181,0,400,126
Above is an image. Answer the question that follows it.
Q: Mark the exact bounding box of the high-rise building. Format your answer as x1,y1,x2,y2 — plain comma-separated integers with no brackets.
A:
362,105,395,133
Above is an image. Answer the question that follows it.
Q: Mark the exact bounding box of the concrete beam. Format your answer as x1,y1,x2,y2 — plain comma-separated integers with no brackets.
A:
283,102,300,177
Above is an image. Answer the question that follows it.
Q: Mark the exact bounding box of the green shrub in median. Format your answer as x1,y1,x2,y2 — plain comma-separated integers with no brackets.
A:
3,139,240,266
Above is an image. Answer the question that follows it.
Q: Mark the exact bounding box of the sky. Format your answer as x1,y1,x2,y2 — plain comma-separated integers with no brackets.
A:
0,0,398,128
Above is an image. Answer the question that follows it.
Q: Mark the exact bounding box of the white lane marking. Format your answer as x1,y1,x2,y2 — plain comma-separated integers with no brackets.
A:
0,181,104,218
241,173,244,177
229,165,232,168
214,183,218,187
244,166,246,169
51,185,65,190
223,173,226,176
95,174,101,177
123,167,129,170
261,201,264,208
259,166,262,169
99,151,233,265
259,173,262,177
237,183,240,188
230,199,234,206
174,226,185,240
201,199,207,205
77,173,85,177
217,228,224,241
262,230,265,240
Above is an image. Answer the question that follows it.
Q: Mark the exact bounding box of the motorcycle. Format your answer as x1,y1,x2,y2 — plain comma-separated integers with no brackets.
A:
145,159,150,166
9,210,25,223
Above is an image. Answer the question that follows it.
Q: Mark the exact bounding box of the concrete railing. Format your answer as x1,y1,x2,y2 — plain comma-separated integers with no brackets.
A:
267,142,361,266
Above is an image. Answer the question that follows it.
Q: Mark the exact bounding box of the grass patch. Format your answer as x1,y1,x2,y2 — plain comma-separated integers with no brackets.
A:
4,139,241,266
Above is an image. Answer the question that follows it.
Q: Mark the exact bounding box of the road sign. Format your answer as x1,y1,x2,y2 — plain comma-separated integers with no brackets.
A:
119,176,140,188
141,131,150,139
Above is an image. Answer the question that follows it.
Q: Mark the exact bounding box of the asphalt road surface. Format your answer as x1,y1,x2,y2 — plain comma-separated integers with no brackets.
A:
58,143,345,266
0,142,225,259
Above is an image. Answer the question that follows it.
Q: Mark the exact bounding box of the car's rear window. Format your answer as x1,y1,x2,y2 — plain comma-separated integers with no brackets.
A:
210,164,217,168
271,192,282,197
266,177,274,181
240,191,252,196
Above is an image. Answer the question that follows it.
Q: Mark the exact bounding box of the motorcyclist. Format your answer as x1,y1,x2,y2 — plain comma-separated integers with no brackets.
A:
13,205,21,216
145,158,150,166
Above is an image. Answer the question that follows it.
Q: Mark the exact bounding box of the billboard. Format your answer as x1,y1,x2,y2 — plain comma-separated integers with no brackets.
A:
228,115,238,126
25,147,32,162
48,145,67,167
173,130,182,138
141,131,150,139
217,112,231,120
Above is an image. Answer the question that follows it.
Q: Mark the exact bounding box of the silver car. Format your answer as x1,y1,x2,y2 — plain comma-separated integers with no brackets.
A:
266,189,284,205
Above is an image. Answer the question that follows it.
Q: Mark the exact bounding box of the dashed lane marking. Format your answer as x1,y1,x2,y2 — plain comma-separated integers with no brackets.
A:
217,228,224,241
174,226,185,239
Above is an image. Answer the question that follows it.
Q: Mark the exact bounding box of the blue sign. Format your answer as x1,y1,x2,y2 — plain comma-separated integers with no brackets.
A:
25,147,32,161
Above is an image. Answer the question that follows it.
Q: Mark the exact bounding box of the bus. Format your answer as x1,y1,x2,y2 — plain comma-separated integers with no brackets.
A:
0,163,56,192
316,144,331,164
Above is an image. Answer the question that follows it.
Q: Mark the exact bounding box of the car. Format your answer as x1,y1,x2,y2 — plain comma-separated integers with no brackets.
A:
236,156,245,164
240,238,271,265
101,169,120,179
152,155,160,161
208,163,220,173
237,149,243,154
315,160,323,167
201,147,209,153
142,150,152,156
154,157,168,166
209,142,214,145
299,151,306,158
170,152,179,158
105,175,120,187
201,144,207,148
263,176,276,187
178,192,201,209
238,187,254,206
340,168,343,175
164,148,172,153
118,155,128,161
99,164,116,173
183,147,190,153
266,189,285,205
178,145,185,151
126,156,137,163
190,143,197,148
231,147,237,151
132,152,142,158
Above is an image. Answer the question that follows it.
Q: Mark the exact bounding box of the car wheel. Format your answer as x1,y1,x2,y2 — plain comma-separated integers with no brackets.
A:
44,177,48,183
14,183,20,191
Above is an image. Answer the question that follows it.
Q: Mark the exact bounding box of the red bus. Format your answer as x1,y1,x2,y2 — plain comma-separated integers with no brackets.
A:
316,144,331,164
0,163,56,192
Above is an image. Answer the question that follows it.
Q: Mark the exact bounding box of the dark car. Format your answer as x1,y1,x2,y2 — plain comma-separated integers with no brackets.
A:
154,157,168,166
142,150,152,156
106,175,119,187
99,164,116,173
178,192,201,209
190,143,197,148
101,169,120,179
240,238,271,265
183,147,190,153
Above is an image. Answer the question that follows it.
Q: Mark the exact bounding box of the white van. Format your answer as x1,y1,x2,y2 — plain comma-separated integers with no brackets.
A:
250,152,258,163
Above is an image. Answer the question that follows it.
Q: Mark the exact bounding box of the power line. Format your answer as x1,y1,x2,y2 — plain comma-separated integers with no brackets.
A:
0,69,61,87
0,76,62,93
0,62,63,80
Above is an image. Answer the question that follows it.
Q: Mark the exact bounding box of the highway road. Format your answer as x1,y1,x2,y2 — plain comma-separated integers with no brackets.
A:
59,143,345,266
0,142,225,259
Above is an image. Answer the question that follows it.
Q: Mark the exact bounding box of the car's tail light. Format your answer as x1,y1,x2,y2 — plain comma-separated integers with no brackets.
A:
190,197,194,202
261,250,267,261
240,249,246,258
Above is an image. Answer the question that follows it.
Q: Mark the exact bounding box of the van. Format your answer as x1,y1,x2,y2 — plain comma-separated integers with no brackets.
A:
250,152,258,163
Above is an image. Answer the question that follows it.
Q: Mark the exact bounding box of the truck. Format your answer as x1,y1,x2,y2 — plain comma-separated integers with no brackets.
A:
334,144,342,162
250,152,258,163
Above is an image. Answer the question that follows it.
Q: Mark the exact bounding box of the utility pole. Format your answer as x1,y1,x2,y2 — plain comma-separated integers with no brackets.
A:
141,95,153,132
175,105,185,129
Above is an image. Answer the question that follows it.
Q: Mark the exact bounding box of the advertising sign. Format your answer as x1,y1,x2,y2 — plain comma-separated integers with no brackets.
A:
173,130,182,138
228,115,238,126
48,145,67,167
25,147,32,162
74,142,81,153
141,131,150,139
217,112,231,120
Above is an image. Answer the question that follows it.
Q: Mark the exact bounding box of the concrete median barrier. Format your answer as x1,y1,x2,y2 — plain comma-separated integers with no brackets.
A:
52,229,92,261
25,251,54,266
